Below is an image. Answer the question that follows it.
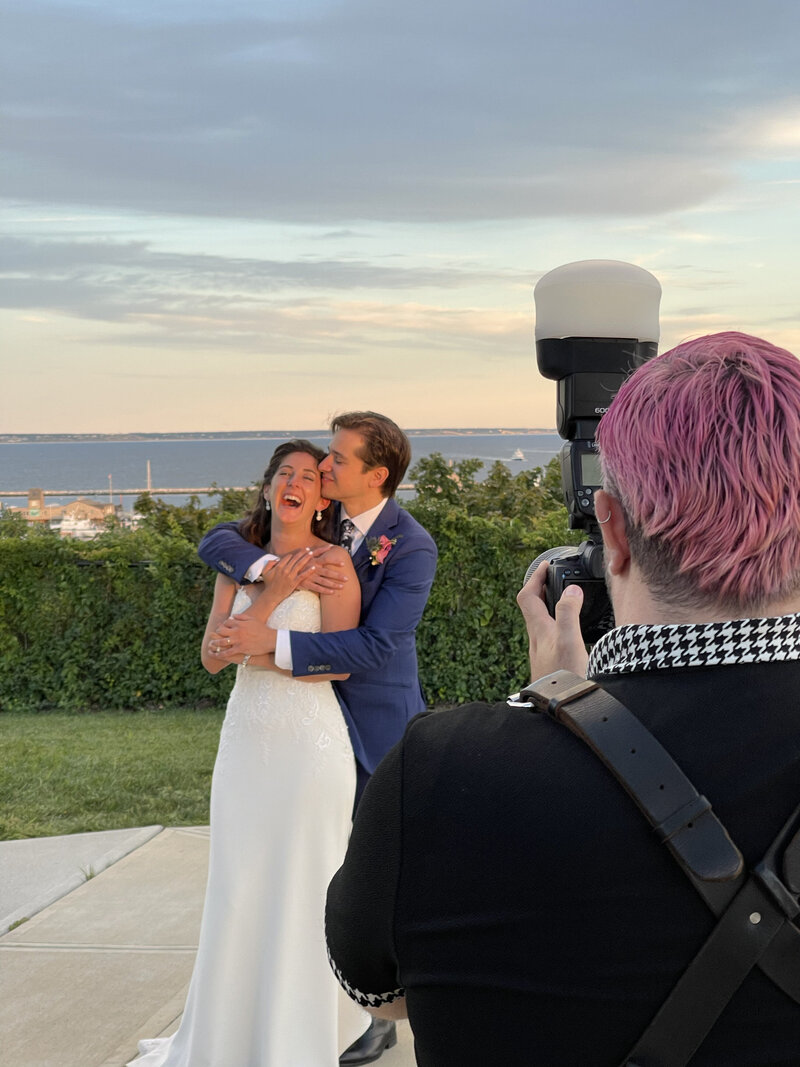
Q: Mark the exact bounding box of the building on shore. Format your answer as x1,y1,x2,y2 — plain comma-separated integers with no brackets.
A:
7,489,119,539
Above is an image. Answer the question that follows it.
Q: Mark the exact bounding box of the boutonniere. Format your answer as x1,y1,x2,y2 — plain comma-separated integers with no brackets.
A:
366,534,400,566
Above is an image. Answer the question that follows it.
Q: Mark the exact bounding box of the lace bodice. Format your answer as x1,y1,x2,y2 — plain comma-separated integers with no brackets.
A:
217,588,351,774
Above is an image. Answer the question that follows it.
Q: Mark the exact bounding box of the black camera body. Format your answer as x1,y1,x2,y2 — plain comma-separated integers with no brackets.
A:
529,335,657,644
527,539,609,638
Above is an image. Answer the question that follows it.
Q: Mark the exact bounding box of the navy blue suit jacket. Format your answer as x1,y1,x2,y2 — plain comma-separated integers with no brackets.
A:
197,499,437,777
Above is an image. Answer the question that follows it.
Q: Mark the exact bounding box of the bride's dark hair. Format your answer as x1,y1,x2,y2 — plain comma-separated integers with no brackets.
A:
238,439,336,547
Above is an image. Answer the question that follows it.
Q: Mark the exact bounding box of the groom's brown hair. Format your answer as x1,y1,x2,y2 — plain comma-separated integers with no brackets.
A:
331,411,411,497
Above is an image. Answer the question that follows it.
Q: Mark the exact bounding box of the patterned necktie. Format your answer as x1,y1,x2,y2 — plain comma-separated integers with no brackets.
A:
339,518,356,554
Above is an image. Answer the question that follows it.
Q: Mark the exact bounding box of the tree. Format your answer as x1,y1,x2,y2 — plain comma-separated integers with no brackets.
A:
133,485,255,543
0,511,42,538
408,453,483,506
409,452,567,522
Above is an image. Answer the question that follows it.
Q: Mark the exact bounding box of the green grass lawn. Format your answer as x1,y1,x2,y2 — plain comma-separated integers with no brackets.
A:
0,708,226,840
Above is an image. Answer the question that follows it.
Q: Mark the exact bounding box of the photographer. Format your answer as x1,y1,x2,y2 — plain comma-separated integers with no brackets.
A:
325,332,800,1065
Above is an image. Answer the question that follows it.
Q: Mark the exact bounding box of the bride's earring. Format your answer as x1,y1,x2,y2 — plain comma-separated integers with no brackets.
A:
315,510,322,523
264,498,271,511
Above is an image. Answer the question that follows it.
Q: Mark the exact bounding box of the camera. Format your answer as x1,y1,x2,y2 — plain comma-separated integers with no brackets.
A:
526,261,661,644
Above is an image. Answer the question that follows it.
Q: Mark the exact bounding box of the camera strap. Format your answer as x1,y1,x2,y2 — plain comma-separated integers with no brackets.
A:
520,670,800,1067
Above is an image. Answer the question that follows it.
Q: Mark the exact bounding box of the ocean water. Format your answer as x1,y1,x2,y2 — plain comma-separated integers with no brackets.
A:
0,431,563,512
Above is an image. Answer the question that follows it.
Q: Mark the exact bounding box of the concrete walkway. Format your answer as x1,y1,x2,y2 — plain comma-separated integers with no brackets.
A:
0,827,415,1067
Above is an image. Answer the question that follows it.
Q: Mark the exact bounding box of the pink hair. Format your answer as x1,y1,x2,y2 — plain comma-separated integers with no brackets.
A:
596,331,800,610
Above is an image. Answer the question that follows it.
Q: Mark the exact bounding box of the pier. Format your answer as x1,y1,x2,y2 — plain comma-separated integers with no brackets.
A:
0,484,415,499
0,487,251,498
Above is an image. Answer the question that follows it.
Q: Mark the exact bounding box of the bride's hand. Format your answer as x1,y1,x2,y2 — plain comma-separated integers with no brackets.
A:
235,550,315,625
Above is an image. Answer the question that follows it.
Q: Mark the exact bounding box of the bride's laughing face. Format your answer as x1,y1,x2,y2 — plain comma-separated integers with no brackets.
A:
264,451,329,527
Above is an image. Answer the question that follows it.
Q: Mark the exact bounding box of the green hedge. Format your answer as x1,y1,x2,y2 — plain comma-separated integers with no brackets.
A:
409,503,577,703
0,500,577,711
0,526,229,712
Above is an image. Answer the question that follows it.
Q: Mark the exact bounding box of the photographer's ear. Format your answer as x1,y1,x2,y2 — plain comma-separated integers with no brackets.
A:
595,490,630,577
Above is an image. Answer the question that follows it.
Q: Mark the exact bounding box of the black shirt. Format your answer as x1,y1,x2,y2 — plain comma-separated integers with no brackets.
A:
326,615,800,1066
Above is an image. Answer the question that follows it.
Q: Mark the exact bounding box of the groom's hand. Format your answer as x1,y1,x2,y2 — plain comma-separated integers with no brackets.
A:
298,544,348,595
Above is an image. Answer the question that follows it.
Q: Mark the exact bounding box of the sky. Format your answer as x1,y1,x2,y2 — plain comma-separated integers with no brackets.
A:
2,0,800,433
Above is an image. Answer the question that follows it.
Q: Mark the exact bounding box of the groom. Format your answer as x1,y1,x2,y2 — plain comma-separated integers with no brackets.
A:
197,411,437,1065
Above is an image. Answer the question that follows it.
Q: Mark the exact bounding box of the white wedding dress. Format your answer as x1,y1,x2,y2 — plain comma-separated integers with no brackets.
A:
129,589,369,1067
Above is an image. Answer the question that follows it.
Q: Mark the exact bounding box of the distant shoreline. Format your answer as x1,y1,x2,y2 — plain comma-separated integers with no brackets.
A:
0,428,556,445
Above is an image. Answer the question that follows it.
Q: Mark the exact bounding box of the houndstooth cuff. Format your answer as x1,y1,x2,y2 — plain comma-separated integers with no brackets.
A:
327,946,405,1007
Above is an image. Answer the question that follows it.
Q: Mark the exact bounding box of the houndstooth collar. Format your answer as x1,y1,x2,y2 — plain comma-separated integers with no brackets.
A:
587,613,800,677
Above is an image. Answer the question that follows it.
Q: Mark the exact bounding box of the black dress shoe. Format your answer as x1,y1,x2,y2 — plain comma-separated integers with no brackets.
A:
339,1018,397,1064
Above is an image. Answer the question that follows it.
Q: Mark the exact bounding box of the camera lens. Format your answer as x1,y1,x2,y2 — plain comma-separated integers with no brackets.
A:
523,547,571,587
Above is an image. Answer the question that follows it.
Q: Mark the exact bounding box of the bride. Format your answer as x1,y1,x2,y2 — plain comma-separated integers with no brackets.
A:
129,440,370,1066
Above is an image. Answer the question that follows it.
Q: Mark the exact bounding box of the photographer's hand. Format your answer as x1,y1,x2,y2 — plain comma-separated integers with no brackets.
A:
517,561,589,680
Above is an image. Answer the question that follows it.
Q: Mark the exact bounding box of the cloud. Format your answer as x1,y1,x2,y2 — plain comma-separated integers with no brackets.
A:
0,233,531,354
0,232,522,340
0,234,516,290
732,98,800,149
4,0,800,223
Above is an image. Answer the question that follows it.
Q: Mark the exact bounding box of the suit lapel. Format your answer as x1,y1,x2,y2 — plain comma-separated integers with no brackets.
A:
351,498,400,576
